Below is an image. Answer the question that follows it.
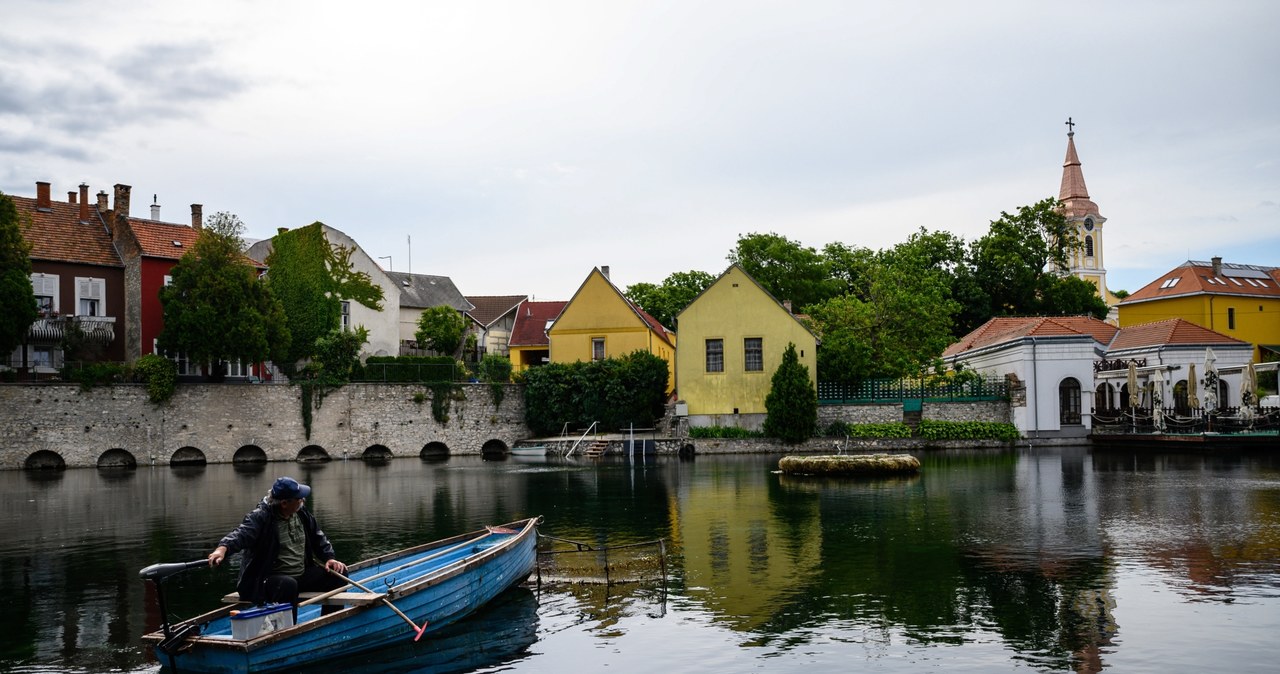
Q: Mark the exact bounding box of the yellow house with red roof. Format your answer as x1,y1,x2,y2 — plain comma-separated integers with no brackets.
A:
548,267,676,396
1117,258,1280,363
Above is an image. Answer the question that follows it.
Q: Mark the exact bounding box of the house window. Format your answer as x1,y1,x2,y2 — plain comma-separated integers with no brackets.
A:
1084,235,1094,257
32,346,55,369
591,337,606,361
744,338,763,372
35,295,54,316
340,301,351,330
163,274,173,286
31,273,59,315
705,339,724,373
1228,307,1235,330
1059,377,1082,424
75,277,105,317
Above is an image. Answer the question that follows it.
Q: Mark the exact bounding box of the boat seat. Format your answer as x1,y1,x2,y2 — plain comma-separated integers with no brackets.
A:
221,590,384,605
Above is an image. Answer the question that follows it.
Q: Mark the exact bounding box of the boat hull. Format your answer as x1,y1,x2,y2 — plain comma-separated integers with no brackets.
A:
144,517,540,673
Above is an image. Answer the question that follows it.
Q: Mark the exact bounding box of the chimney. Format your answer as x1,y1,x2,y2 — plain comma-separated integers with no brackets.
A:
97,191,108,213
113,184,131,218
1211,256,1222,277
783,300,793,313
277,227,289,235
68,191,77,204
79,184,89,222
191,204,203,230
150,194,160,220
600,265,610,279
35,181,51,211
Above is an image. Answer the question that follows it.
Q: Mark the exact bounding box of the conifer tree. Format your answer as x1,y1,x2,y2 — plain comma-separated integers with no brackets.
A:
763,342,817,444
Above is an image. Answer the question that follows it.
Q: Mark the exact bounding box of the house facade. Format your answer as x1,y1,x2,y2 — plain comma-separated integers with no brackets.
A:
386,272,474,356
943,316,1253,438
7,182,126,374
674,264,818,430
466,295,526,359
1117,258,1280,363
508,300,565,372
247,223,401,359
548,267,676,395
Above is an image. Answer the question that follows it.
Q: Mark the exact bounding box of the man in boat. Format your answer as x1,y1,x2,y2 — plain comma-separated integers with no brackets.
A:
207,476,348,615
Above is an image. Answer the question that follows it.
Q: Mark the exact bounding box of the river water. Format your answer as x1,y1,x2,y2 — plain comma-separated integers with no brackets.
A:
3,446,1280,673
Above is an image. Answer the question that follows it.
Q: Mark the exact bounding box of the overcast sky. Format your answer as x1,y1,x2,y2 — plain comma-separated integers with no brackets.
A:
3,1,1277,302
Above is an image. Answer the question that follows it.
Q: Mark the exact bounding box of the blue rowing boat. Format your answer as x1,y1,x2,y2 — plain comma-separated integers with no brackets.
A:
141,517,541,673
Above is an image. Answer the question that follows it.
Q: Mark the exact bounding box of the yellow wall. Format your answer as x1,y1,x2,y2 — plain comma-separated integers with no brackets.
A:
549,269,677,394
1119,294,1280,361
675,266,818,415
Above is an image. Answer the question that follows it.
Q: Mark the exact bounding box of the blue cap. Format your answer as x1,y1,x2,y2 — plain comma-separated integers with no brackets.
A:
271,476,311,500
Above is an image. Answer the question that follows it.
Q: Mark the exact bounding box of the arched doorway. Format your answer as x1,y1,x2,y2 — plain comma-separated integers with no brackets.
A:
481,439,508,459
1095,382,1114,413
1059,377,1082,425
420,442,449,462
1172,380,1190,415
233,445,268,463
362,445,393,462
24,450,66,471
171,446,207,466
297,445,330,463
97,448,137,469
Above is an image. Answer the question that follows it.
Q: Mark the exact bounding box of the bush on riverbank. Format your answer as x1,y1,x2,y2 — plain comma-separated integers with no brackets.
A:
823,421,912,438
918,420,1020,441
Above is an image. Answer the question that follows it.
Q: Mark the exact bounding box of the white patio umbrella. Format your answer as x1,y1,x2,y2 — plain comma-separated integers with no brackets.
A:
1244,363,1258,408
1127,361,1140,408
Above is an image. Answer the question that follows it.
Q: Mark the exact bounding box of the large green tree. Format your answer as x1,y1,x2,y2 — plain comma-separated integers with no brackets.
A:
954,198,1107,334
728,232,838,312
415,305,467,357
158,212,291,380
762,342,818,444
624,269,714,328
264,222,384,374
0,192,38,359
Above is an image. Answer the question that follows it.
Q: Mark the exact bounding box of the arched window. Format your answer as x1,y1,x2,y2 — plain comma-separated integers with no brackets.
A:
1173,380,1189,415
1060,377,1082,425
1095,382,1114,413
1084,235,1094,257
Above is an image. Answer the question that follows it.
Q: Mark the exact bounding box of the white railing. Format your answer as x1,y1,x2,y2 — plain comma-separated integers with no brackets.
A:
564,421,599,457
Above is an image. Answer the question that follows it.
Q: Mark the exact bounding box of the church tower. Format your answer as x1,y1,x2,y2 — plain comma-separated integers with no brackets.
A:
1057,119,1119,316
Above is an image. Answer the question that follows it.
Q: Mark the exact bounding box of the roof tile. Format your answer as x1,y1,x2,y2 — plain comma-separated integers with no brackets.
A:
11,194,122,267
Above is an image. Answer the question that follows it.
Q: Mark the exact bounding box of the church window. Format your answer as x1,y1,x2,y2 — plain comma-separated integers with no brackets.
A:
1084,235,1094,257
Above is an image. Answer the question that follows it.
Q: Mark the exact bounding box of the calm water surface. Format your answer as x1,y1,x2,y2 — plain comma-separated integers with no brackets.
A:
3,446,1280,673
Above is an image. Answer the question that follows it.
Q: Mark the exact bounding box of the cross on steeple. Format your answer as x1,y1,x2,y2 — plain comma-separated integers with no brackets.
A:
1065,116,1075,136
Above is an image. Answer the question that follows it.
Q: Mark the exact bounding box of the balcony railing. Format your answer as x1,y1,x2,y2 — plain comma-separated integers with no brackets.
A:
25,315,116,345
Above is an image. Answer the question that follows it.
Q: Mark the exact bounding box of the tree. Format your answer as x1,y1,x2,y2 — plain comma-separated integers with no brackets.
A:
264,222,384,374
763,343,817,444
157,212,291,380
624,269,714,328
0,192,38,359
415,305,466,357
728,232,838,311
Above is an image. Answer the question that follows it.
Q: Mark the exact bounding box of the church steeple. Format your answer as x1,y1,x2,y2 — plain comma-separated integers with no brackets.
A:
1055,119,1116,320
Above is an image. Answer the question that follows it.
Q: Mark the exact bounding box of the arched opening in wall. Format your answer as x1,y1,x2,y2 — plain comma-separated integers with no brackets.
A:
481,439,508,460
1084,235,1094,257
1094,383,1114,414
171,446,207,466
1059,378,1082,425
97,448,137,470
678,443,696,460
1173,380,1190,415
233,445,268,464
24,450,66,471
420,442,449,462
1120,384,1133,411
362,445,393,463
297,445,331,463
1217,380,1230,410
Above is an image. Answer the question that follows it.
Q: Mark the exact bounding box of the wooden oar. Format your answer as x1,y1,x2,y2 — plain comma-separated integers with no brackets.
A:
329,569,430,641
299,530,494,608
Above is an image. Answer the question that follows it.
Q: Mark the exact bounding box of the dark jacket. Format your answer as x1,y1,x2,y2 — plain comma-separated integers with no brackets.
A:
218,497,337,603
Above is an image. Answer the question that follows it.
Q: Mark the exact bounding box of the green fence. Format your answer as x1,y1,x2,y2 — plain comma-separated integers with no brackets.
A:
353,362,465,383
818,377,1008,404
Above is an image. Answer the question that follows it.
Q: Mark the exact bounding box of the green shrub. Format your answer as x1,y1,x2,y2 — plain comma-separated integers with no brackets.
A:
917,420,1021,442
356,355,458,382
132,354,177,404
63,362,126,391
763,343,817,444
688,425,763,439
824,421,912,438
522,351,669,436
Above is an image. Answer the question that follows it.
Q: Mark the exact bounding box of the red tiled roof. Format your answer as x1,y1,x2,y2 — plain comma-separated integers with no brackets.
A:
1108,318,1249,351
130,218,200,260
1121,260,1280,304
509,300,566,347
943,316,1118,357
465,295,527,327
10,194,122,268
631,302,676,349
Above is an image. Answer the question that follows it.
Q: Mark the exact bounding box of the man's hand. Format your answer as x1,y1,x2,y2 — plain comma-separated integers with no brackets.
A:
208,545,228,566
325,558,347,574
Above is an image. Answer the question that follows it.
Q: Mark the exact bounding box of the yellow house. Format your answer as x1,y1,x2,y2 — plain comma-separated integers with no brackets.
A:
675,264,818,430
1117,257,1280,362
548,267,677,395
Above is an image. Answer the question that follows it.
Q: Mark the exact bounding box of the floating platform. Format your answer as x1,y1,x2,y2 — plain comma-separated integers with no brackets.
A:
777,453,921,477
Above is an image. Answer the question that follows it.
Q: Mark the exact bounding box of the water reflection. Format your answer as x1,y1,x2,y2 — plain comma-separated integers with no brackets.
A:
2,448,1280,673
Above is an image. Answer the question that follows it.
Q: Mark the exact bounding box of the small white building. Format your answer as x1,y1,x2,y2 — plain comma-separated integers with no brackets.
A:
943,317,1253,438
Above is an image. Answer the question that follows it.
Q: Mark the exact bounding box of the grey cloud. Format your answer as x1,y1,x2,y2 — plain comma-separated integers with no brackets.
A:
0,130,92,161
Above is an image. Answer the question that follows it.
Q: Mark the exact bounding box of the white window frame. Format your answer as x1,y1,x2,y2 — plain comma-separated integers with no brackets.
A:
341,301,351,330
591,337,606,361
75,277,106,317
31,273,59,316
